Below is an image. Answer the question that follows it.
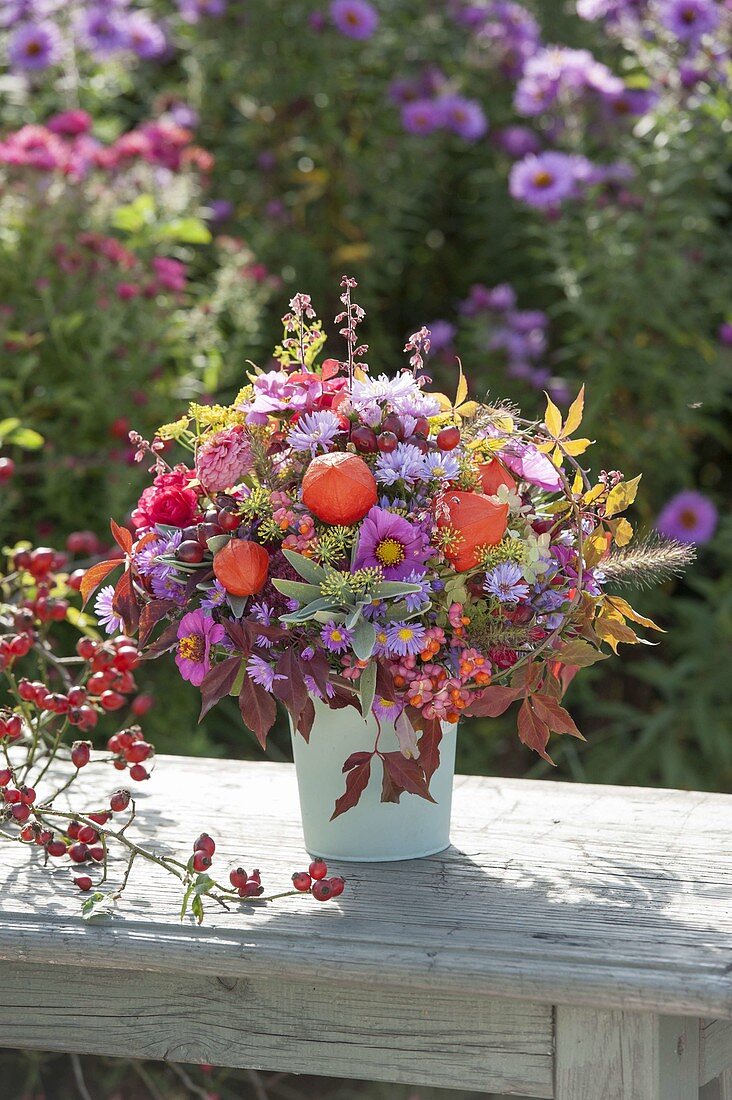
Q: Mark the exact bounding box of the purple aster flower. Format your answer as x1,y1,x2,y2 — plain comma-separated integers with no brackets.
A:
372,695,404,722
495,125,541,159
135,529,182,578
660,0,721,41
94,585,124,635
7,20,63,70
330,0,379,39
177,0,227,23
200,579,227,610
246,654,284,692
176,609,226,686
460,282,516,316
718,321,732,346
421,450,461,482
303,671,335,700
386,621,427,657
375,443,428,486
75,7,127,56
425,319,456,351
656,490,718,544
355,506,429,580
206,198,233,224
287,410,342,456
125,12,167,59
151,574,187,605
321,621,353,653
403,570,432,613
485,562,530,602
167,102,200,129
440,95,488,141
509,151,578,208
401,98,444,136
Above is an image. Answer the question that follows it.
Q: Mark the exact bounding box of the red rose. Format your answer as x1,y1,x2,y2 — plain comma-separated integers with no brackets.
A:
131,469,200,530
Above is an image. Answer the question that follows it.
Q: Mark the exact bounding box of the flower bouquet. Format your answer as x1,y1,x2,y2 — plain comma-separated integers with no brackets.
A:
87,277,692,861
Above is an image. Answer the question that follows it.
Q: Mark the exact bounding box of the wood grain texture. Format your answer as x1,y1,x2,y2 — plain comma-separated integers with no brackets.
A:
555,1009,699,1099
702,1020,732,1085
1,757,732,1020
701,1068,732,1100
0,961,554,1096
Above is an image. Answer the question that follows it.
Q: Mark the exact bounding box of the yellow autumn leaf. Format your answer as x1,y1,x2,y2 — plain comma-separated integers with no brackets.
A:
562,437,592,456
572,470,584,494
536,440,555,454
583,529,609,568
605,474,642,518
455,364,468,408
583,483,606,504
606,596,664,632
563,385,585,436
595,606,639,652
544,393,563,437
613,518,634,546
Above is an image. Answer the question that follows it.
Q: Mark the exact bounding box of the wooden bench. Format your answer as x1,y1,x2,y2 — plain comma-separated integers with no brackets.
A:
1,756,731,1099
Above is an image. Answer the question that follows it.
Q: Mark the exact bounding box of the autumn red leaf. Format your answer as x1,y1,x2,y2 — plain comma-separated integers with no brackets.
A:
296,696,316,742
142,619,180,660
110,518,133,555
381,752,435,802
138,598,179,648
417,720,442,783
331,757,372,820
80,559,121,607
238,674,277,749
517,699,553,763
380,763,402,804
273,649,309,725
530,694,585,739
342,751,373,773
199,656,243,721
465,684,523,717
111,570,139,634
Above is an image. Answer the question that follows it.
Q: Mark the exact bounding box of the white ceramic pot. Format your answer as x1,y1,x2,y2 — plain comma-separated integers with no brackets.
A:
289,697,457,862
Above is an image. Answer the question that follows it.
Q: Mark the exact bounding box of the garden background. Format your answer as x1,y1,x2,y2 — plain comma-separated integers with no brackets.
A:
0,0,730,1097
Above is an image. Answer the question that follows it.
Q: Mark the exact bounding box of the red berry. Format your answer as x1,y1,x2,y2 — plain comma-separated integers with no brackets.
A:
192,850,212,872
229,867,248,890
112,644,139,671
178,539,205,564
68,842,90,863
381,413,405,440
76,705,98,731
67,686,87,707
125,741,152,764
76,637,97,660
67,821,81,840
311,879,333,902
19,785,35,805
38,829,53,846
131,693,154,717
14,549,32,570
20,824,37,842
18,679,36,702
71,741,91,769
29,547,55,578
11,803,31,823
0,714,22,741
89,845,105,862
100,690,125,712
196,522,222,545
377,431,398,453
3,787,21,804
88,811,110,825
77,825,98,845
129,764,149,782
67,569,86,592
329,876,345,897
291,871,312,892
46,839,67,857
308,859,328,880
66,530,99,556
351,425,378,454
217,509,241,532
194,833,216,858
74,876,93,891
412,416,430,437
0,457,15,482
405,433,429,454
86,672,109,696
436,426,461,450
0,769,11,787
110,789,131,813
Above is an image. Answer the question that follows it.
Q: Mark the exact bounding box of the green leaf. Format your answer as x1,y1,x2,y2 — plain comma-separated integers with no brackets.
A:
271,578,321,603
8,427,44,450
282,550,327,584
191,894,205,924
207,534,231,554
280,596,339,624
346,604,364,631
359,660,377,718
81,892,117,922
351,618,376,661
227,594,247,618
157,217,212,244
112,194,155,233
0,417,21,441
371,581,424,599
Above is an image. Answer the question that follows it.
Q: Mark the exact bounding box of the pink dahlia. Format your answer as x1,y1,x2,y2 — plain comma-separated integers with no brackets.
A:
176,609,226,686
196,425,253,492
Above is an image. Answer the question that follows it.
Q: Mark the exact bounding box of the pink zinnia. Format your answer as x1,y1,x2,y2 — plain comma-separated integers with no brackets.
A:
196,425,253,492
176,610,226,686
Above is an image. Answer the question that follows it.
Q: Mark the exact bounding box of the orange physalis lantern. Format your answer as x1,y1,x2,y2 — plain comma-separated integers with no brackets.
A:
434,489,509,572
213,539,269,597
302,452,377,526
478,457,516,496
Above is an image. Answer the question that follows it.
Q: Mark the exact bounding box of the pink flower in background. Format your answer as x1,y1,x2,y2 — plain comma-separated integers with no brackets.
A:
656,490,718,544
196,425,254,491
47,110,93,136
131,468,200,530
331,0,379,39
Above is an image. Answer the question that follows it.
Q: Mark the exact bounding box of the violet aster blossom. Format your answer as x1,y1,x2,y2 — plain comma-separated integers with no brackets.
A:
355,506,428,580
196,425,253,492
8,20,63,69
372,695,404,722
75,7,128,56
330,0,379,39
246,654,284,692
425,320,456,351
375,443,428,486
287,410,342,456
660,0,721,41
176,609,226,686
441,95,488,141
94,585,124,635
485,562,530,602
656,490,718,544
177,0,227,23
321,621,353,653
401,98,444,135
509,151,578,207
495,125,541,158
386,621,427,657
125,12,167,58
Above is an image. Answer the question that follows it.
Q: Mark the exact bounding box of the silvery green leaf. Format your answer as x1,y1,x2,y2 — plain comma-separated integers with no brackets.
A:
271,578,321,603
359,659,377,718
207,534,231,554
351,617,376,661
350,532,361,570
384,600,431,622
280,597,340,624
282,549,327,584
227,594,247,618
371,580,424,599
346,605,363,631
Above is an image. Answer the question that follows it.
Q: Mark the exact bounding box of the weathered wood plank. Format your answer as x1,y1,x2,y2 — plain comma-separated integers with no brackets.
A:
700,1068,732,1100
0,961,554,1097
555,1009,699,1099
1,758,731,1018
702,1020,732,1085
